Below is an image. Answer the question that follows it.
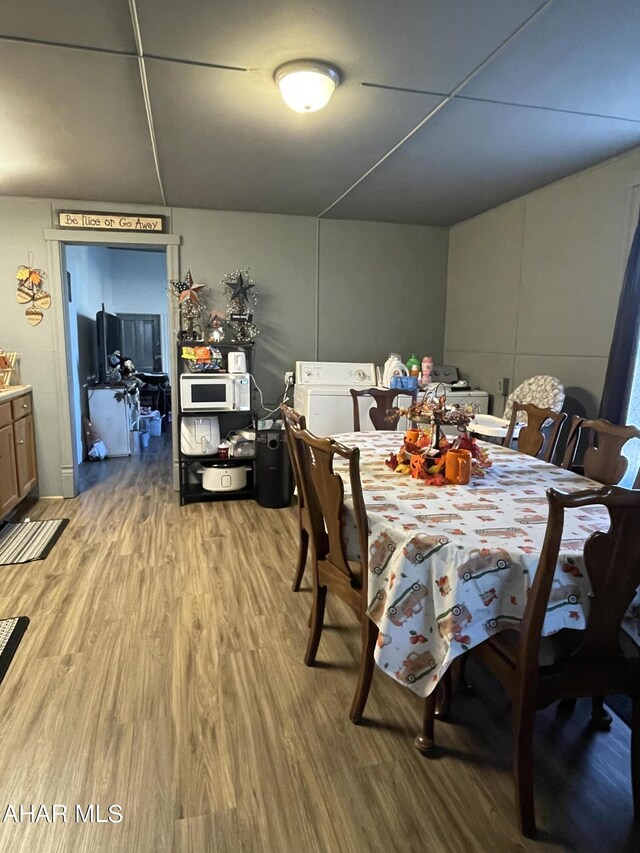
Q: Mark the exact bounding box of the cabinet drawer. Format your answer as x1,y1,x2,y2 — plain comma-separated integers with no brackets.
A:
0,401,10,428
11,393,32,420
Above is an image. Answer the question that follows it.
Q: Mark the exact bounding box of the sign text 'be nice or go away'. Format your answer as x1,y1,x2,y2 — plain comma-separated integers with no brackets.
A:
57,211,165,232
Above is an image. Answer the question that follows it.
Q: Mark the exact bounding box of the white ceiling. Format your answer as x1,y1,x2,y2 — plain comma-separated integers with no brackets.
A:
0,0,638,225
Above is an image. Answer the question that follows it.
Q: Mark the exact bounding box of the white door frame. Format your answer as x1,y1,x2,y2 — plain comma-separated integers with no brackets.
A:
44,228,181,497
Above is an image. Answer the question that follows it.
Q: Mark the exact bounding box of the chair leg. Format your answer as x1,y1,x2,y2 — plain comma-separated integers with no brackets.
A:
513,700,537,837
304,580,326,667
434,668,452,719
291,528,308,592
591,696,612,731
415,691,437,755
632,696,640,821
452,652,475,696
349,616,378,724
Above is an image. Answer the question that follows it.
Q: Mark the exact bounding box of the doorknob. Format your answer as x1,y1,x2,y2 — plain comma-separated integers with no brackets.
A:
17,439,24,445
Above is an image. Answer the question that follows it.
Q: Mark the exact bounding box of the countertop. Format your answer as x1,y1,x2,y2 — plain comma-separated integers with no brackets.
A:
0,384,32,402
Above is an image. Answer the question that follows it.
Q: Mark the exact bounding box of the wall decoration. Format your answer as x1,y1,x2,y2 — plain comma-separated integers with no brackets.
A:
207,310,226,343
15,257,50,326
170,269,207,341
57,211,165,232
222,268,260,342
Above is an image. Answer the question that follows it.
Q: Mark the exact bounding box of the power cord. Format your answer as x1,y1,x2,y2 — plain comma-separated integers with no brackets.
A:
282,374,294,406
249,373,294,421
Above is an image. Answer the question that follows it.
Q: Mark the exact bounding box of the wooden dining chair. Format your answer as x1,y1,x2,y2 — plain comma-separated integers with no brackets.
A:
281,403,311,592
291,427,378,723
349,387,417,431
562,416,640,486
419,485,640,837
503,402,567,463
561,417,640,732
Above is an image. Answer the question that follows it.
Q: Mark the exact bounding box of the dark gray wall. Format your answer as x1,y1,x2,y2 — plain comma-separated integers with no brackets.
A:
318,219,448,369
173,208,449,406
445,147,640,417
0,197,448,494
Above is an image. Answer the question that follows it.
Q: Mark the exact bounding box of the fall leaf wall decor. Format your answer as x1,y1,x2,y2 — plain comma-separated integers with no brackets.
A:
15,256,51,325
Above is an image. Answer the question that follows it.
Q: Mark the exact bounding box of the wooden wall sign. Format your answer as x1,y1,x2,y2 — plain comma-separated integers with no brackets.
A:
57,211,165,232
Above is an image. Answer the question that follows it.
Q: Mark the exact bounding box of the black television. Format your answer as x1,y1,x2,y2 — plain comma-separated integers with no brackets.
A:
96,307,123,383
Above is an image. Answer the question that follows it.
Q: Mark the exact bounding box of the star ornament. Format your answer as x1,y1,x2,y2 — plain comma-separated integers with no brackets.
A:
178,282,205,305
225,270,255,304
171,269,206,304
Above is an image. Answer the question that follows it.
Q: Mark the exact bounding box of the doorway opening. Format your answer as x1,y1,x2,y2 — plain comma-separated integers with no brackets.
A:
619,177,640,487
64,243,172,492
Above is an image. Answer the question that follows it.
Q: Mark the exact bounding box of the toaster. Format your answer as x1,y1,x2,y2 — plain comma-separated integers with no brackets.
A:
228,351,247,374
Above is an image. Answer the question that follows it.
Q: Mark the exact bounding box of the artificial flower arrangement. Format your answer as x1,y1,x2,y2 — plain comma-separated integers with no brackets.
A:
385,390,491,486
395,390,478,431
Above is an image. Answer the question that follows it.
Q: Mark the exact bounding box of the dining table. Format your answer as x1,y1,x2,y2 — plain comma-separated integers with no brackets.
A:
331,430,640,699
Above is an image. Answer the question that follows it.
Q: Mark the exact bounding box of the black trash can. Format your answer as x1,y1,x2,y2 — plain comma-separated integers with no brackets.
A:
255,428,293,508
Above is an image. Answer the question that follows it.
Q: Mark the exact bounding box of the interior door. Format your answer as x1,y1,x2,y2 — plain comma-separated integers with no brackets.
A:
118,314,162,372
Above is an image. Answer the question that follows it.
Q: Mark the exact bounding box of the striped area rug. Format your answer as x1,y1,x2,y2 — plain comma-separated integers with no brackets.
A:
0,518,69,566
0,617,29,685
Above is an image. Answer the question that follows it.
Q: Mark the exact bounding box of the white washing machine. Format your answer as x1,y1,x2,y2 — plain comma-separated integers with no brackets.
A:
293,362,489,435
294,361,379,435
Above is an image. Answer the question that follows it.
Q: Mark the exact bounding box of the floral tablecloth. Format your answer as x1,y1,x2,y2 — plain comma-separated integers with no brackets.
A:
332,431,640,697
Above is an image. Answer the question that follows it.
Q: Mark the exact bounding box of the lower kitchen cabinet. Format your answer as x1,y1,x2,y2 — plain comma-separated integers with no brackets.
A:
0,390,38,520
14,414,37,498
0,423,18,517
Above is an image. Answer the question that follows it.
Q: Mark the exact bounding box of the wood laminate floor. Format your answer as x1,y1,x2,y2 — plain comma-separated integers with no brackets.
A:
0,435,637,853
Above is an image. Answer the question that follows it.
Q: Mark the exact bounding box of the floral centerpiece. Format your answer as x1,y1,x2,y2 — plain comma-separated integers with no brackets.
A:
395,389,476,435
385,387,491,485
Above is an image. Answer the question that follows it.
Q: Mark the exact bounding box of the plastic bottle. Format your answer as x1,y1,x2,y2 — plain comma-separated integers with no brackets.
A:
382,354,408,387
421,356,433,387
406,354,421,377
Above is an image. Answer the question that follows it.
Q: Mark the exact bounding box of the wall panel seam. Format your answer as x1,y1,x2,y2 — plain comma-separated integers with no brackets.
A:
315,218,320,360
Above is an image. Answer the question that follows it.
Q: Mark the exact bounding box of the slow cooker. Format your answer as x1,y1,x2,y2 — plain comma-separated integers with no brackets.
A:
198,462,250,492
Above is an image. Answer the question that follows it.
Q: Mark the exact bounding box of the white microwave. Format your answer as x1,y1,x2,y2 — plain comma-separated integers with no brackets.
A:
180,374,251,412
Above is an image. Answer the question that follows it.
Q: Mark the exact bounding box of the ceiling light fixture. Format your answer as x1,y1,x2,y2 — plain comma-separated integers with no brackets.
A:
274,60,340,113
